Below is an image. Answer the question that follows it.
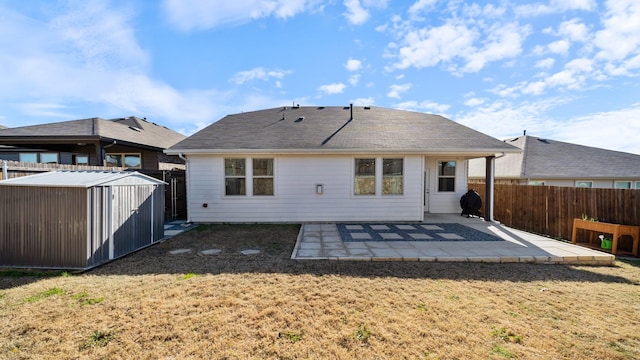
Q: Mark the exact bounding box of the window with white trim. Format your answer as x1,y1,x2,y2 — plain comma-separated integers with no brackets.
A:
383,158,403,195
576,181,593,188
437,161,456,192
615,181,631,189
225,158,246,196
354,158,376,195
252,158,274,196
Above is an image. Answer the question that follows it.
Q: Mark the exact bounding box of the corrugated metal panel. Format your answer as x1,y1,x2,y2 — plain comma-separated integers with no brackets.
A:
0,174,165,270
0,186,88,269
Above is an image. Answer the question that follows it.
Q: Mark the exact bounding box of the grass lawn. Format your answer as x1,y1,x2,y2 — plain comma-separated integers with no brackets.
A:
1,223,639,359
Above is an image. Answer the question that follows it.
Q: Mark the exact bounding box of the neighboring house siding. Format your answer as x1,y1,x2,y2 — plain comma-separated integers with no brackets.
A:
186,154,426,222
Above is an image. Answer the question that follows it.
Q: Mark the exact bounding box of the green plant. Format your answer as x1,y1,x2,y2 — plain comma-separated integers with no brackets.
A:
181,273,198,280
417,303,428,312
355,324,371,343
278,331,303,343
491,327,522,344
81,330,115,349
491,344,515,358
72,292,104,306
24,288,64,303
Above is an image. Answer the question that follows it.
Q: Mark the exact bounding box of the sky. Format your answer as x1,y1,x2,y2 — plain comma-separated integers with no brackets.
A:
1,0,639,154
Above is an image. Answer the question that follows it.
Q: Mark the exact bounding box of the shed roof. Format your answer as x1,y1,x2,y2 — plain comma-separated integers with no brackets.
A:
166,106,519,156
0,170,165,187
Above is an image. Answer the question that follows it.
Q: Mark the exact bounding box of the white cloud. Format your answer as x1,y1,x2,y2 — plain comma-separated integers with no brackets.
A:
461,22,530,73
594,0,640,61
548,40,570,56
345,58,362,71
557,18,590,42
549,103,640,154
343,0,369,25
162,0,319,31
408,0,438,15
348,74,360,86
389,14,530,74
395,100,450,113
318,83,346,94
464,98,485,107
515,0,597,17
229,67,291,85
387,83,411,99
351,97,375,106
535,58,555,68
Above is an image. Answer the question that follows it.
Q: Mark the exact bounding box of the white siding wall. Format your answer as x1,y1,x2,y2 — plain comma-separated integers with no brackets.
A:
425,157,468,213
186,154,425,222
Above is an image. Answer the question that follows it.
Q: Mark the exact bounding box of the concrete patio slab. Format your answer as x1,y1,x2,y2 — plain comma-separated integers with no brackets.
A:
291,214,616,265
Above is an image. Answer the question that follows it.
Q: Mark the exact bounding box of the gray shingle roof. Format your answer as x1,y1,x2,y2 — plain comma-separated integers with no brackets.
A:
167,106,518,154
500,135,640,178
0,117,185,150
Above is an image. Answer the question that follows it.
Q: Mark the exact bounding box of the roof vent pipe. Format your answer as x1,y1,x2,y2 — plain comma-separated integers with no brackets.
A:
350,103,353,120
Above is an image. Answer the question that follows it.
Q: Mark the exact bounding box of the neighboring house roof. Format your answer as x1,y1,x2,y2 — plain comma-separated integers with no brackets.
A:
167,106,519,155
0,170,165,187
0,117,185,150
472,135,640,179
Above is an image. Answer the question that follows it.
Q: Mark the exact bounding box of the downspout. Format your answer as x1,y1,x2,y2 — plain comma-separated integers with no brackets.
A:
2,160,7,180
484,152,506,222
178,153,191,223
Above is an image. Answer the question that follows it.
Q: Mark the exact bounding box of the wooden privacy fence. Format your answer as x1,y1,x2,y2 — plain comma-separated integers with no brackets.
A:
470,183,640,241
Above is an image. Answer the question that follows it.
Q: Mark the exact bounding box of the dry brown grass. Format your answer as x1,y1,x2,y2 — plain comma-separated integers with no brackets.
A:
1,223,640,359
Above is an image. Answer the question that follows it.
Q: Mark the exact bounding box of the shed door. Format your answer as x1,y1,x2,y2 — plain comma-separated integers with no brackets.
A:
112,185,154,258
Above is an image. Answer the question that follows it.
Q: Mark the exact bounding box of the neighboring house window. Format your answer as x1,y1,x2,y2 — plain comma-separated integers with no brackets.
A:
354,158,376,195
636,182,640,189
73,154,89,165
39,153,58,164
106,153,141,168
437,161,456,192
529,181,545,186
225,158,246,196
576,181,592,188
253,158,274,196
19,153,37,163
383,158,403,195
19,152,58,164
615,181,631,189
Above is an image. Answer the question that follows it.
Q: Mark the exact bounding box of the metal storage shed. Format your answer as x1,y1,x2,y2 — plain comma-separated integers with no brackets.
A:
0,170,165,270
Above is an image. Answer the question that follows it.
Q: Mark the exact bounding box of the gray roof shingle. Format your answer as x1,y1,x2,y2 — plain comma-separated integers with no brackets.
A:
500,135,640,178
0,117,185,150
167,106,518,154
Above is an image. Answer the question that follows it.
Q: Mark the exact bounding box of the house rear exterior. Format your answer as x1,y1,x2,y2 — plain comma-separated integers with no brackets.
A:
166,106,519,223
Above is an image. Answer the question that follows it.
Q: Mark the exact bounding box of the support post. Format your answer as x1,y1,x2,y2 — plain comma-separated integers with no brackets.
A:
484,155,495,222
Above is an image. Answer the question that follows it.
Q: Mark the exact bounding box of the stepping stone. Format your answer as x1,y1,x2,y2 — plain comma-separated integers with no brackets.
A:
380,233,403,240
169,248,192,255
199,249,222,255
345,225,364,230
240,249,261,255
371,225,390,230
409,233,433,239
421,225,444,230
439,233,465,240
396,225,416,230
351,232,373,240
